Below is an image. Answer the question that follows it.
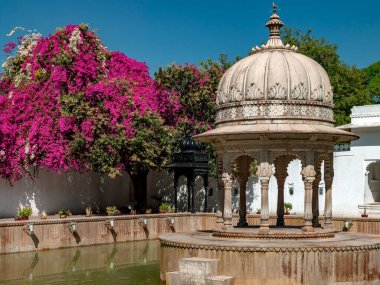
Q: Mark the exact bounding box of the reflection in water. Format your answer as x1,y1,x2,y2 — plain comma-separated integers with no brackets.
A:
0,240,161,285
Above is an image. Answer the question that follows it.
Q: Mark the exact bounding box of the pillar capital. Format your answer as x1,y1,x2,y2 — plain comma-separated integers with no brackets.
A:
256,162,274,179
301,165,316,182
222,173,233,185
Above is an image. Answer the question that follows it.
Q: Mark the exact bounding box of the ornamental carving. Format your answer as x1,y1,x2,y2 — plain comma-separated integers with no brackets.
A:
301,165,316,178
215,103,334,124
268,82,287,99
311,85,323,101
230,85,243,102
245,82,264,100
291,82,308,100
325,89,333,103
222,173,233,186
217,86,228,105
269,151,306,165
256,162,274,178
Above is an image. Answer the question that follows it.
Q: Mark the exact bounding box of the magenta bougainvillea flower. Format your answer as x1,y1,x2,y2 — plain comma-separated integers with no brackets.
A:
0,24,176,182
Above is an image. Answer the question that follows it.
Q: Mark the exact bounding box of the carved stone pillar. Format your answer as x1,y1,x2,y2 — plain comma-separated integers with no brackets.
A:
216,155,224,214
274,156,288,227
203,175,208,213
237,173,249,227
275,174,286,226
312,161,322,227
301,165,316,232
257,162,274,234
324,154,333,229
174,173,179,213
186,175,191,212
222,173,233,229
190,175,195,213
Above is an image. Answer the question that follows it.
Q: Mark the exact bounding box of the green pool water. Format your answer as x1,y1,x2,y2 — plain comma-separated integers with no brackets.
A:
0,240,162,285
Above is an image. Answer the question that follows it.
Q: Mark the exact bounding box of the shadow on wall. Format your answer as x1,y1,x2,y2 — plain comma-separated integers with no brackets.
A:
0,169,130,218
246,176,260,213
148,170,175,211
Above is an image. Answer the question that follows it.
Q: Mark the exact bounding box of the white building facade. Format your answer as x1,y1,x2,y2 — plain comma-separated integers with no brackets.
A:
333,105,380,216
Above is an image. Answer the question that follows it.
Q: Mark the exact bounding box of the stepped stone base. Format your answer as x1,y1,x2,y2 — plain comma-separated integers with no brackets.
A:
165,257,234,285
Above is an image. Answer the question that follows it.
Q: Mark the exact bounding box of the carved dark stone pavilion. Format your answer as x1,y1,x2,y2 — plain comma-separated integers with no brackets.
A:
168,137,209,213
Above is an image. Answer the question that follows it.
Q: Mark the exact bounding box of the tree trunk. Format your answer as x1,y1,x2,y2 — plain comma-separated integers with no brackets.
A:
130,170,149,210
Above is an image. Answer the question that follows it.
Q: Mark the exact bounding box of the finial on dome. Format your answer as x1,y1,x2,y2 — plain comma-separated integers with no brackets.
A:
272,2,277,14
266,2,284,48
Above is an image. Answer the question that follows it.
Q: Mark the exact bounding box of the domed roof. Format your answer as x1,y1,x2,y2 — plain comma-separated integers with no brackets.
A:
180,136,202,152
215,5,334,127
195,4,358,143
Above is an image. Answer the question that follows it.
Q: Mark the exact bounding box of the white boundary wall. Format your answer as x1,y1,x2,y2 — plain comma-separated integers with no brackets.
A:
1,106,379,218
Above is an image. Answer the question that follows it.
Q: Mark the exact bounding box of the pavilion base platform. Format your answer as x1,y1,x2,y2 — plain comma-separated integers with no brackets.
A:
212,226,336,240
160,230,380,285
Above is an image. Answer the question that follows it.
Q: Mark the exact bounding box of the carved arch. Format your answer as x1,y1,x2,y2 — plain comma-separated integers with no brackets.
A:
365,161,380,203
366,160,380,176
230,153,257,178
269,151,306,166
231,153,257,165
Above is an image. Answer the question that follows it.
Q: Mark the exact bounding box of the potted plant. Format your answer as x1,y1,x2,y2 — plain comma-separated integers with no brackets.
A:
15,207,32,221
58,209,72,219
145,208,152,214
159,202,171,213
284,202,293,215
106,206,120,216
361,208,368,218
85,206,93,217
40,210,48,220
256,208,261,214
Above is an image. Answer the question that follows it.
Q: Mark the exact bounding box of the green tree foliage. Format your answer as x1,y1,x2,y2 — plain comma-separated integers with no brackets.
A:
281,28,371,125
155,55,236,176
362,61,380,103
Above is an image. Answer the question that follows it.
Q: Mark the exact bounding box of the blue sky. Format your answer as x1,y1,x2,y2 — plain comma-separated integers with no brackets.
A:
0,0,379,75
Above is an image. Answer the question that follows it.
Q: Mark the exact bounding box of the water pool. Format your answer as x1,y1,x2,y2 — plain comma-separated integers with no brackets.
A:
0,240,161,285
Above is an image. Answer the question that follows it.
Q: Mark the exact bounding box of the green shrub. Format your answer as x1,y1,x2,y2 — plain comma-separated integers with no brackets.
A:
17,207,32,218
57,209,72,217
284,202,293,212
106,206,120,216
159,202,173,213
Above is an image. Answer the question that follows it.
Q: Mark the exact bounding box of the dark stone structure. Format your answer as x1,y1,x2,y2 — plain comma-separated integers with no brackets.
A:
168,137,209,213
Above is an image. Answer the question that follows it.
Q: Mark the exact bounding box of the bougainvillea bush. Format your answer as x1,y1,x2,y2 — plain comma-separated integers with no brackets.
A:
0,24,175,183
